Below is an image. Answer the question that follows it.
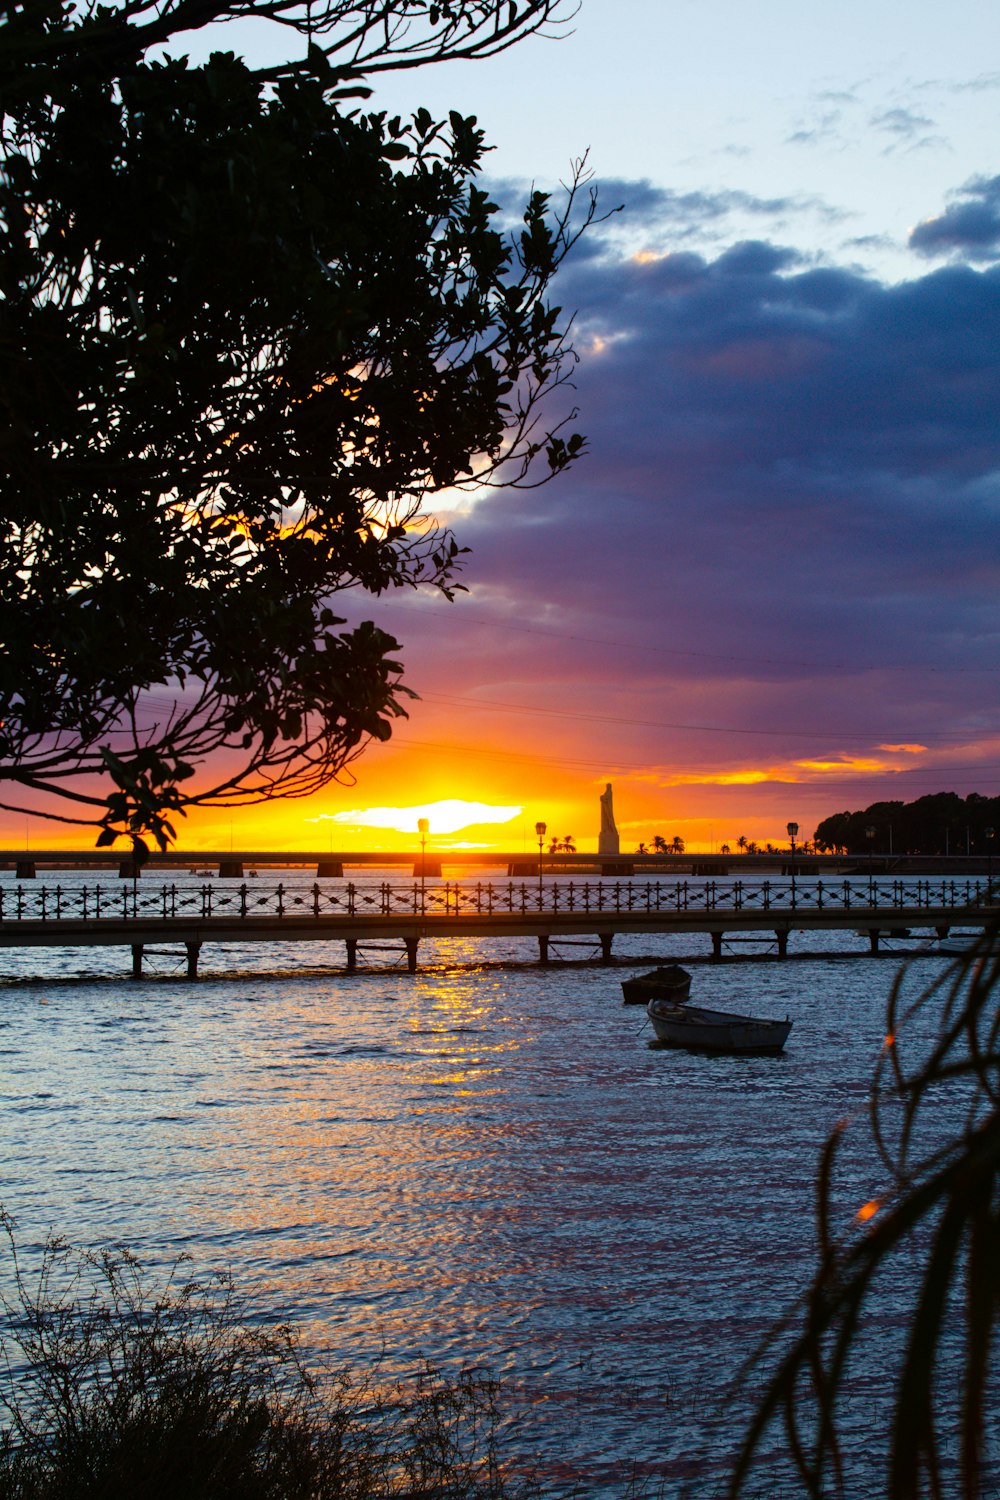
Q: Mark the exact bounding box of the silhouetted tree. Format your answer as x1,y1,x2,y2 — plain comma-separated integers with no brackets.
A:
651,835,668,854
670,835,685,854
0,0,597,853
813,794,1000,857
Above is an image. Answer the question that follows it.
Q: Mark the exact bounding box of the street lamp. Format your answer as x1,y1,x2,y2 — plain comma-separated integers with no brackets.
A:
986,826,995,899
535,821,547,906
865,825,876,898
417,817,429,912
786,821,799,904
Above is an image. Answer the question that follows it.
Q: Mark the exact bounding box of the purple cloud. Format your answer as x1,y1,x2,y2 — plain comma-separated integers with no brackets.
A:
910,176,1000,260
358,183,1000,816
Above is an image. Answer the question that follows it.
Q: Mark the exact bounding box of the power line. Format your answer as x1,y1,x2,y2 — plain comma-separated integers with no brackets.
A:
371,598,999,678
416,690,997,745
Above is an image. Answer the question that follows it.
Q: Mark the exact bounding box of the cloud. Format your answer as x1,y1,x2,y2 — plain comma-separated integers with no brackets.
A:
486,174,846,267
353,185,1000,830
910,176,1000,260
870,106,936,141
424,231,1000,757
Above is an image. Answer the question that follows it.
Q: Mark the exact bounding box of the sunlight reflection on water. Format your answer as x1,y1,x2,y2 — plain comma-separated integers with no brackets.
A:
0,871,992,1495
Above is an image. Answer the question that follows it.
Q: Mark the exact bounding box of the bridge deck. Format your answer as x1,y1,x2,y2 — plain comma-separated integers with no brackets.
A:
0,878,994,976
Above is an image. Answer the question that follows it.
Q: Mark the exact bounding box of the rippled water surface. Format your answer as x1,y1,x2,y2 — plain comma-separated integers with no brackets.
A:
0,871,992,1495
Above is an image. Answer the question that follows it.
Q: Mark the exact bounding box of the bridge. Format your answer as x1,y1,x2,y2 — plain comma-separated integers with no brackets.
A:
2,849,996,880
0,876,994,977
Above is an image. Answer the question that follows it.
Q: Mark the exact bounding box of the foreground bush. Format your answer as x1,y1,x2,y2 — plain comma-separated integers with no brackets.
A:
0,1213,533,1500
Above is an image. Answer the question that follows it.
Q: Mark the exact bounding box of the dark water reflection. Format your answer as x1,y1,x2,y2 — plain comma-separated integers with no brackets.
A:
0,878,993,1495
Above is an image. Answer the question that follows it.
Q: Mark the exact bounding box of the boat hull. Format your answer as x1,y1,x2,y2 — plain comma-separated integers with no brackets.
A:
647,999,791,1056
621,965,692,1006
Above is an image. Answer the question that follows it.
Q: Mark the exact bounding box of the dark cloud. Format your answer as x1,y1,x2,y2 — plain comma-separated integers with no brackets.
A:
425,233,1000,761
910,176,1000,260
486,174,845,263
590,178,840,229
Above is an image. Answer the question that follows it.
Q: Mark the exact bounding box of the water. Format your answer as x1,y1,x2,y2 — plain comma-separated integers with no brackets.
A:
0,871,992,1495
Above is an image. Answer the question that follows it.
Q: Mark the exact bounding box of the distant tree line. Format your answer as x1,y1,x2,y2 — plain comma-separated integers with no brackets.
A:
813,792,1000,855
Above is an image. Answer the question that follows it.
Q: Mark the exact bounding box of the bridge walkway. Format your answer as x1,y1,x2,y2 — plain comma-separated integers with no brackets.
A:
0,878,995,977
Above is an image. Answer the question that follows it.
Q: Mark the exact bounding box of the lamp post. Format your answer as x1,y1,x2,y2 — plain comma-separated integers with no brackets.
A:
986,826,995,900
417,817,429,912
535,821,547,906
786,821,799,905
865,825,876,900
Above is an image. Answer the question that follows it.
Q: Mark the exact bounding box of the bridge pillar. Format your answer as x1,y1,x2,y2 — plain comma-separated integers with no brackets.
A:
936,924,950,939
711,931,723,962
345,939,358,974
599,932,614,964
413,859,442,878
218,861,244,878
131,944,144,979
185,942,200,981
776,929,789,959
538,935,550,964
119,859,140,878
317,861,343,878
15,860,35,879
405,937,418,973
869,930,880,954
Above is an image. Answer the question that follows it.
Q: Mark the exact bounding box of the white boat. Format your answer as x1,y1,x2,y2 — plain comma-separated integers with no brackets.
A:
647,997,792,1056
621,964,692,1006
920,931,998,957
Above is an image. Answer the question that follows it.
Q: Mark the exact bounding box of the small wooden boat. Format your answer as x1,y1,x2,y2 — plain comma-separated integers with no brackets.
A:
647,997,792,1056
621,964,692,1006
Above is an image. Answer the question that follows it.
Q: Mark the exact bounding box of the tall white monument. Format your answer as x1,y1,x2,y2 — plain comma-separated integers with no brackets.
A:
598,783,620,856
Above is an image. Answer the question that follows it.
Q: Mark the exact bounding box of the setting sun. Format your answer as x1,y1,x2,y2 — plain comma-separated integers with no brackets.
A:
314,799,523,836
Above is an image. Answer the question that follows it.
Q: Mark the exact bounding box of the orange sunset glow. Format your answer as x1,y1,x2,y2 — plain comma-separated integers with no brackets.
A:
5,685,997,855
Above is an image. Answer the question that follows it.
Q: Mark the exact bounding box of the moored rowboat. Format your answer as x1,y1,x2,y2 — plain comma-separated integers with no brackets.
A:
621,964,692,1006
647,997,791,1056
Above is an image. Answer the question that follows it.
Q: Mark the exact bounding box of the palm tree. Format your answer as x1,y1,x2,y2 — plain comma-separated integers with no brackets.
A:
670,836,685,854
651,835,668,854
562,835,576,853
737,835,748,853
635,841,648,854
720,842,731,855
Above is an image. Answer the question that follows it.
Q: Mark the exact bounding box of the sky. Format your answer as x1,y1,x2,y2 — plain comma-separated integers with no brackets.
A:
11,0,1000,855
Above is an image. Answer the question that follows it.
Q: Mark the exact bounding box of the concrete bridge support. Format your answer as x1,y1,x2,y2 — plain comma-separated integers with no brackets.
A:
15,861,35,879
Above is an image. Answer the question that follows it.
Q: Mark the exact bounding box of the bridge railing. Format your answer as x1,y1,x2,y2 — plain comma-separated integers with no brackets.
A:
0,877,993,924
